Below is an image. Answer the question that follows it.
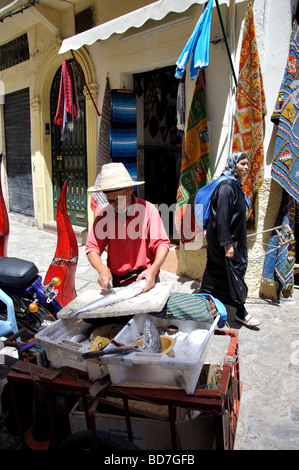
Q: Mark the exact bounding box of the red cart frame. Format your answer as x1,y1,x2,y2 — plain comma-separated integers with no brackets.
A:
6,328,241,450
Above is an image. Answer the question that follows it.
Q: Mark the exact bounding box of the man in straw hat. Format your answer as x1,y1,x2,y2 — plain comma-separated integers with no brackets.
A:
86,162,170,292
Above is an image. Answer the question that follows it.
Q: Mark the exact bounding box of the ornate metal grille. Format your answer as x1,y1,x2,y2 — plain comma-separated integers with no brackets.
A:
0,34,29,71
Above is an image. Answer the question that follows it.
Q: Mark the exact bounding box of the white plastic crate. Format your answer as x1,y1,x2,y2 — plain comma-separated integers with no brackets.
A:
100,313,219,395
34,318,109,381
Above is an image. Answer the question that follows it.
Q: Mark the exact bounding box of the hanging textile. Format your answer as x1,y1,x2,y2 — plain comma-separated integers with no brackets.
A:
175,70,211,243
271,18,299,203
262,192,296,300
54,58,79,141
232,0,267,225
175,0,213,80
44,178,78,307
91,77,112,216
110,89,137,188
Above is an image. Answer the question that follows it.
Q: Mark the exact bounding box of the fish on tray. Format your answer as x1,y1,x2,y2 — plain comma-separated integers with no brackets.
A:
69,278,147,318
82,319,162,359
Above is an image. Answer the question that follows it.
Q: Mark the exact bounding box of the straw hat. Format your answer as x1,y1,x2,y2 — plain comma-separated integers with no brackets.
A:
88,162,144,193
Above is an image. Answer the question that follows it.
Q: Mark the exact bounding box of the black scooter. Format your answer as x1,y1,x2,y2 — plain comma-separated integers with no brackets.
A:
0,256,62,336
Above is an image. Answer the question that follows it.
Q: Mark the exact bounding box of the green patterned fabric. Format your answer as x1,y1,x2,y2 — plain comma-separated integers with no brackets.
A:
154,292,213,323
175,71,211,243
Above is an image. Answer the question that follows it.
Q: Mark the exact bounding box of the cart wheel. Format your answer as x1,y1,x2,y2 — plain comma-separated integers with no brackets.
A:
57,430,140,451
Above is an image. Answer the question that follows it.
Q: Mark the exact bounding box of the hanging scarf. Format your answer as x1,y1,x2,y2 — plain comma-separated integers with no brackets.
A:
232,1,266,225
54,58,78,141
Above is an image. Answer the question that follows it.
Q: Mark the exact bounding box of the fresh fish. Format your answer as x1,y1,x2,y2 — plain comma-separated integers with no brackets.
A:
139,319,162,353
69,278,146,318
70,326,94,343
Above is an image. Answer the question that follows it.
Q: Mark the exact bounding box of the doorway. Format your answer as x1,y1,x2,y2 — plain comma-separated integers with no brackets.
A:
50,60,87,227
134,66,183,239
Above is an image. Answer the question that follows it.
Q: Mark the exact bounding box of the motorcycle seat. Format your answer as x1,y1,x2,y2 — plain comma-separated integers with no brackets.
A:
0,257,39,289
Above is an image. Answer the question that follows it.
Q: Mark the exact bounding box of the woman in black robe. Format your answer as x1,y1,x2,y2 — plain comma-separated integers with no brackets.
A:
200,152,260,327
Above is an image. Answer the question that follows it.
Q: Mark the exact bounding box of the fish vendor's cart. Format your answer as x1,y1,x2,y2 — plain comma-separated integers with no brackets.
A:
6,328,241,450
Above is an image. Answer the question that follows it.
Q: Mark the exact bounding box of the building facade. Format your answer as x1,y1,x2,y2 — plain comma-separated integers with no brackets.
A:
0,0,297,298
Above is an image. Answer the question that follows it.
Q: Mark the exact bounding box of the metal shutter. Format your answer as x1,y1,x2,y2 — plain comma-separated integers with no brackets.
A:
4,88,34,217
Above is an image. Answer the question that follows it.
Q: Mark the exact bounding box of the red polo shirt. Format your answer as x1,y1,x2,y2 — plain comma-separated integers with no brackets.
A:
85,195,170,277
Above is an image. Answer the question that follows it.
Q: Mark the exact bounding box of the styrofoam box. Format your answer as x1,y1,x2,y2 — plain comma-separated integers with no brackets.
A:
34,318,109,381
69,398,217,450
100,313,219,395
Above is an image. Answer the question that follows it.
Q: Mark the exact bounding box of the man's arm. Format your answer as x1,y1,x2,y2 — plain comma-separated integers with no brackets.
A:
87,251,112,289
137,245,169,292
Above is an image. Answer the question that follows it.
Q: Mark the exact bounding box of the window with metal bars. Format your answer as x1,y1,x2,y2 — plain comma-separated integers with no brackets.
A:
0,34,29,71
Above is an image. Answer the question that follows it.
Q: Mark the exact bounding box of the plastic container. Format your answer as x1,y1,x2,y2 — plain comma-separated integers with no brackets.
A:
34,318,109,381
100,313,219,395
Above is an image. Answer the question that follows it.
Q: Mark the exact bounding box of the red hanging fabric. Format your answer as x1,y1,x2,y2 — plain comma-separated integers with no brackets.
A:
54,57,78,126
44,178,78,306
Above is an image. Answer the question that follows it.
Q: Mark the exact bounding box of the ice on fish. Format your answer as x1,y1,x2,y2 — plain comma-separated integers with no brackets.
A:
139,319,162,353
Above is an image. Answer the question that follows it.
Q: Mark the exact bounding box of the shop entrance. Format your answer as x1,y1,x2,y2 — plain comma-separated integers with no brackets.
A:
134,66,183,239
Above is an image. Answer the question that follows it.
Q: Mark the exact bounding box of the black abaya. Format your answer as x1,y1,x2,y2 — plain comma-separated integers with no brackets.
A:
200,179,248,313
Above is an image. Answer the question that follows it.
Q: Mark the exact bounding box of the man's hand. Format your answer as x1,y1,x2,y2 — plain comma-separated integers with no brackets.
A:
137,245,169,292
137,267,156,292
97,266,113,289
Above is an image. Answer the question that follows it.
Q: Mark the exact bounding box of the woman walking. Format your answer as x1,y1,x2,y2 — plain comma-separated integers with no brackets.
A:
199,152,260,327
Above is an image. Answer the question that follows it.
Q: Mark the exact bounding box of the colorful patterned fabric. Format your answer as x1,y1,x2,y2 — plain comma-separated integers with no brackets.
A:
271,20,299,203
175,71,211,243
91,77,112,215
262,192,296,300
232,1,266,225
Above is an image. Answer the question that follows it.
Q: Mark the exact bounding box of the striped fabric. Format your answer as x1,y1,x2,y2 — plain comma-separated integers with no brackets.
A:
155,292,213,323
91,77,112,215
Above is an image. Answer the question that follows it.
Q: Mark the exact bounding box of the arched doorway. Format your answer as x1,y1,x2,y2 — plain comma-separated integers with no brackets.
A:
50,60,87,227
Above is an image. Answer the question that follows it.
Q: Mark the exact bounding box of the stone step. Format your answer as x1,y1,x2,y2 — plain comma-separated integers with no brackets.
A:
42,220,88,246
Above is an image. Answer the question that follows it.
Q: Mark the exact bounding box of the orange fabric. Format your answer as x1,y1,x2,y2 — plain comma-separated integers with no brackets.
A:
232,1,267,225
